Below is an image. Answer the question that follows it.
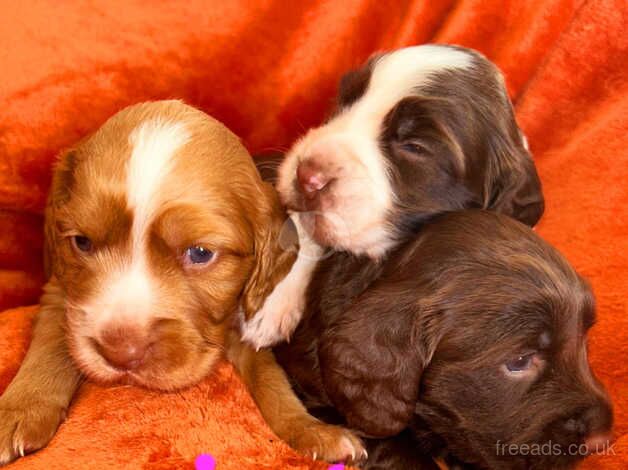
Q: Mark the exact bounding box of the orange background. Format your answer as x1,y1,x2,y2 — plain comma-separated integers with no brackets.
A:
0,0,626,468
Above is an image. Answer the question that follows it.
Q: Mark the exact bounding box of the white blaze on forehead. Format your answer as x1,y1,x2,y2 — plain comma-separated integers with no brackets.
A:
328,45,474,170
83,119,190,332
335,45,474,145
127,119,190,245
355,45,473,120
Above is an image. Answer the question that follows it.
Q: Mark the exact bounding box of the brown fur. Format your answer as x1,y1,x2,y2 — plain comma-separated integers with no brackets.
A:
276,210,613,469
0,101,364,466
0,281,81,463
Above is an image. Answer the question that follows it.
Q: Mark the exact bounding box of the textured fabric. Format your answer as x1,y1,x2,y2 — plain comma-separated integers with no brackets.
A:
0,0,626,468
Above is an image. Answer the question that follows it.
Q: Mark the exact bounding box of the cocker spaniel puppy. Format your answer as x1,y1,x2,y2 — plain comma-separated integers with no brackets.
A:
276,210,613,470
0,101,365,466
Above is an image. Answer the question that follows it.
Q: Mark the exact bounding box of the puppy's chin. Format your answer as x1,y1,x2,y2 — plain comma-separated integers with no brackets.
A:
66,325,223,392
296,212,345,250
414,407,597,470
127,349,221,391
295,210,393,259
70,340,221,391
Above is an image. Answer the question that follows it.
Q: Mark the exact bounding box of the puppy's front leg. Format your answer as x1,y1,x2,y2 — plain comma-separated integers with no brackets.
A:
241,214,323,349
228,338,366,464
0,279,82,465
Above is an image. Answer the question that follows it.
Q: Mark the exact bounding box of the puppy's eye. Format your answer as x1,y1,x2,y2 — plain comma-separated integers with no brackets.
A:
72,235,93,253
505,353,536,372
399,142,427,155
184,246,214,265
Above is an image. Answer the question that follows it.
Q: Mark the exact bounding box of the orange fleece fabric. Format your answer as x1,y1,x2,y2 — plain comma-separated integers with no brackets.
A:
0,1,626,468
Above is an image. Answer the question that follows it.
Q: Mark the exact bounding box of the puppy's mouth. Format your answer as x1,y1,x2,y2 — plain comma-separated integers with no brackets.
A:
296,210,349,249
68,332,222,392
283,178,358,248
96,345,221,391
284,176,335,213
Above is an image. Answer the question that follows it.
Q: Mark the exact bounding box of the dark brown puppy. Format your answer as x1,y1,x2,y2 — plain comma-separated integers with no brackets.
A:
276,210,613,469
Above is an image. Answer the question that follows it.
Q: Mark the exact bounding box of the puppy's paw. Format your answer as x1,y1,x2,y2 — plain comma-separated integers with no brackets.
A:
240,271,306,349
290,422,367,465
0,398,66,465
241,302,303,350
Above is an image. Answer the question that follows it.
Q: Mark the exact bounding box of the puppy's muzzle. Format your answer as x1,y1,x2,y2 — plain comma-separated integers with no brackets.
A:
296,159,332,198
94,326,153,371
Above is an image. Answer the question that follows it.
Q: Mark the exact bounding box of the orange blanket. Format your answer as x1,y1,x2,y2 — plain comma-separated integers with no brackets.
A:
0,1,626,468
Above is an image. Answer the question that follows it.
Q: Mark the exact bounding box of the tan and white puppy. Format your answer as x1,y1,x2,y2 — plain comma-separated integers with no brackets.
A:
242,44,544,348
0,101,365,465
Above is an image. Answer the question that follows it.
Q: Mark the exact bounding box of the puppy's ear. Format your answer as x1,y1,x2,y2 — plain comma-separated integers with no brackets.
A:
336,53,382,109
317,285,438,438
43,148,78,279
241,182,297,320
484,128,545,227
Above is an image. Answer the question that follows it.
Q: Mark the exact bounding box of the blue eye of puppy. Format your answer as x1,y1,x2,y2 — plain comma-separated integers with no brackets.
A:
184,246,214,265
506,353,536,372
72,235,93,253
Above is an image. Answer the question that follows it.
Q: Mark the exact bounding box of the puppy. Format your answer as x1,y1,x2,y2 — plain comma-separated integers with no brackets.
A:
0,101,365,465
276,210,613,469
242,44,544,348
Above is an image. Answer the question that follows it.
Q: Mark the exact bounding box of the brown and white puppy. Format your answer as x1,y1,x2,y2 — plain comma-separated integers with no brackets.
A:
276,210,613,470
242,44,544,348
0,101,365,465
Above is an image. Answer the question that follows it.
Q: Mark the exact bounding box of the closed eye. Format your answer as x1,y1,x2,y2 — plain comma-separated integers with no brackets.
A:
399,141,429,155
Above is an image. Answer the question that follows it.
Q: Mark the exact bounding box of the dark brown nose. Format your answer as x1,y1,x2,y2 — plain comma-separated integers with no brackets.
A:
96,327,150,371
296,159,329,198
563,402,613,452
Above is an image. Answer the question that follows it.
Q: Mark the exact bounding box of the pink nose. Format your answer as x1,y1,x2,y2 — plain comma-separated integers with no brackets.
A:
296,160,329,198
584,433,613,455
96,327,149,370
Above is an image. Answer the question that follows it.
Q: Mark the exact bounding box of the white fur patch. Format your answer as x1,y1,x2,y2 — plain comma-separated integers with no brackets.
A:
82,120,189,333
90,260,155,330
352,45,473,124
521,133,530,151
127,119,190,250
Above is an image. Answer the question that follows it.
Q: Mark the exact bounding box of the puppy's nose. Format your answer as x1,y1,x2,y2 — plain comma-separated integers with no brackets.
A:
564,402,613,450
296,159,329,198
96,328,149,370
584,432,613,455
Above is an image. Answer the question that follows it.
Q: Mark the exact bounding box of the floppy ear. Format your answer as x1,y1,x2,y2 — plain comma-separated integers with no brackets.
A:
336,53,382,109
317,284,436,438
43,149,78,279
484,131,545,227
241,181,298,320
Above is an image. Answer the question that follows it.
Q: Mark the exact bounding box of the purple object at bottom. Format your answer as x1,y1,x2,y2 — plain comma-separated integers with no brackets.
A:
195,454,216,470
